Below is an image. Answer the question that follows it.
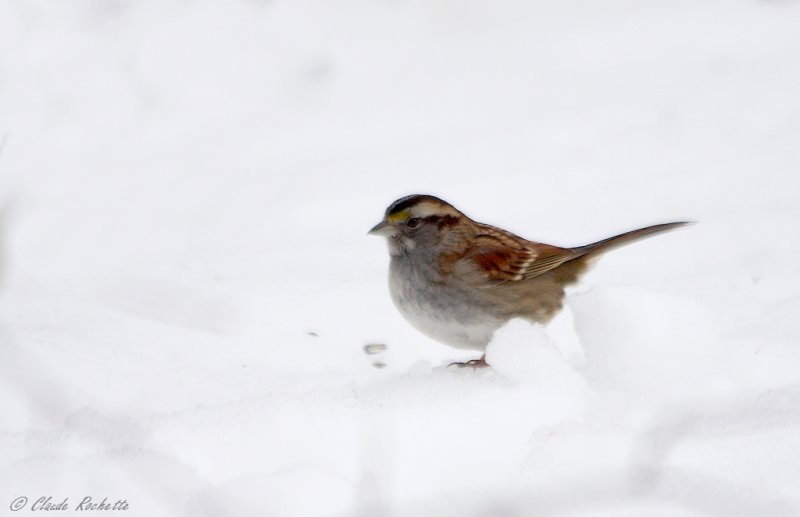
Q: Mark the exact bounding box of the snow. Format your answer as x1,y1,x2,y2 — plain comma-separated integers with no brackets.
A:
1,0,800,515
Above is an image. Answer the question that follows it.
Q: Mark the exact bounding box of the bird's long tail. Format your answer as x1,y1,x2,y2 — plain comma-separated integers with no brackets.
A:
574,221,692,255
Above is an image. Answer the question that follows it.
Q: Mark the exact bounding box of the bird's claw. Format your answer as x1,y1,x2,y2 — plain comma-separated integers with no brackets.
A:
447,356,489,369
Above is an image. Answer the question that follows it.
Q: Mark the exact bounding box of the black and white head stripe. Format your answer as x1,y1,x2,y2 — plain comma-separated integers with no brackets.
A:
386,194,450,217
384,195,462,224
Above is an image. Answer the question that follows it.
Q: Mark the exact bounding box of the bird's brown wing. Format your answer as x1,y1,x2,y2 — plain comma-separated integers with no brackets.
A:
456,221,691,287
454,227,583,286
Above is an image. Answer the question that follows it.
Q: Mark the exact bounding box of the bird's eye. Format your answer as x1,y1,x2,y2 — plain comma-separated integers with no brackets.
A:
406,217,421,229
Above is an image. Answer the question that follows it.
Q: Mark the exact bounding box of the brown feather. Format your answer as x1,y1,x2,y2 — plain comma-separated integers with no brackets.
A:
459,221,690,289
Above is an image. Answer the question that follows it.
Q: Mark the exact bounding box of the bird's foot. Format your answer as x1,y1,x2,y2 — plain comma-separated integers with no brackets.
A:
447,355,489,369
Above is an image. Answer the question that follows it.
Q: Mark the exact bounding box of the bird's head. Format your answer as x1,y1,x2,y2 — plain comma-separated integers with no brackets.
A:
369,194,464,256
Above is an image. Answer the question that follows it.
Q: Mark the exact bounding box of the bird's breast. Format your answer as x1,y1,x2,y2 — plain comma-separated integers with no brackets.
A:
387,257,502,350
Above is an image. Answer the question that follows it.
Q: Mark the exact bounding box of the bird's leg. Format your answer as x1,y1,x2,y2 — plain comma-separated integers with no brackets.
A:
448,354,489,369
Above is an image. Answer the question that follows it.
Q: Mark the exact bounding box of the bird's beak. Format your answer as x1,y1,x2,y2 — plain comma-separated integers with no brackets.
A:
368,220,394,236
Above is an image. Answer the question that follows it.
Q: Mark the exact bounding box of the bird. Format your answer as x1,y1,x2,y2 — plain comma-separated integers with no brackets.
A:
368,194,690,367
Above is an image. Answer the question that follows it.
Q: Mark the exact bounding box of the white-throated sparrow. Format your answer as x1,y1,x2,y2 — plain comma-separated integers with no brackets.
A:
369,194,689,366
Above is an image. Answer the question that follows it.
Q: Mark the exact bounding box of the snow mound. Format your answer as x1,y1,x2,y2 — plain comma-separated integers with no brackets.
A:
487,318,586,389
570,286,720,396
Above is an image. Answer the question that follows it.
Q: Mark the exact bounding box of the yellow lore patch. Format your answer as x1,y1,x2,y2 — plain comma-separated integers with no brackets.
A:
387,210,410,223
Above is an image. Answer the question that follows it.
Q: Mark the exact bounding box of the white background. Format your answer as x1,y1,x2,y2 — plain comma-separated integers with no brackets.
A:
1,0,799,515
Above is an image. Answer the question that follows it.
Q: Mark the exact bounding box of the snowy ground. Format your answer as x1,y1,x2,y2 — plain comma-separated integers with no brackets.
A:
1,0,800,515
